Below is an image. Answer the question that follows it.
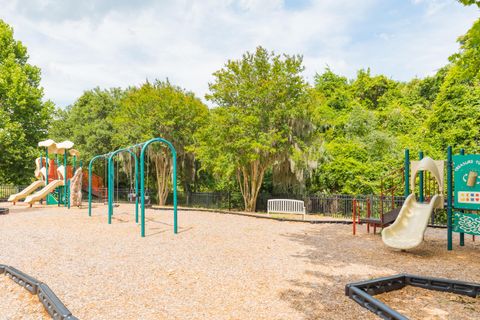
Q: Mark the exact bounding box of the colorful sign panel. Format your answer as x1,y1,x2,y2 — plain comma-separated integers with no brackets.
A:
453,212,480,236
453,155,480,210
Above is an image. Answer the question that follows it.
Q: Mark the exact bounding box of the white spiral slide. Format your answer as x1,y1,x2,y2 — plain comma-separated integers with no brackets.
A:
382,157,444,250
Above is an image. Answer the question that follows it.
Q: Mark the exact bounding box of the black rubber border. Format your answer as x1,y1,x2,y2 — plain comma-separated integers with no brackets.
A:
0,208,8,215
345,274,480,320
0,264,77,320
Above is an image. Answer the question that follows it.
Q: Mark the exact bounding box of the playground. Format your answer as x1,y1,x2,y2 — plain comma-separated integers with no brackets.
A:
2,139,480,319
0,202,479,319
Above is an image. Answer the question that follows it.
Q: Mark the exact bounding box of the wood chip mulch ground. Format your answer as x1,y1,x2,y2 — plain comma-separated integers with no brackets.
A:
0,202,479,319
0,274,49,319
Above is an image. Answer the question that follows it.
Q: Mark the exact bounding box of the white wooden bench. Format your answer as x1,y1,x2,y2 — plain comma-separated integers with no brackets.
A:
267,199,306,220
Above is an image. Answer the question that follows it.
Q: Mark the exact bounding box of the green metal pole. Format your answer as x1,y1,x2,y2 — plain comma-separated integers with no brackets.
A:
140,138,178,237
140,148,146,237
67,180,71,209
88,155,104,216
135,155,139,223
460,148,465,246
108,155,114,224
88,159,93,216
64,150,67,207
172,150,178,234
419,151,424,203
404,149,410,197
54,154,59,206
73,155,77,174
447,146,453,251
107,149,139,223
45,148,49,184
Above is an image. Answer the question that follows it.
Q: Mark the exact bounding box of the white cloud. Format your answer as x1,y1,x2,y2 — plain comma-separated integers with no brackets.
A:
0,0,478,107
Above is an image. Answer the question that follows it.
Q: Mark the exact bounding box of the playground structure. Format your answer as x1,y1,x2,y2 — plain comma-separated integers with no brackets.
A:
8,157,47,204
8,139,84,208
382,155,444,249
352,150,427,236
352,147,480,251
1,144,480,319
447,147,480,250
88,137,178,237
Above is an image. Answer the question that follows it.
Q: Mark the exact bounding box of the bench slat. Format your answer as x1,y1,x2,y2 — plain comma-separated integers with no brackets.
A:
267,199,306,220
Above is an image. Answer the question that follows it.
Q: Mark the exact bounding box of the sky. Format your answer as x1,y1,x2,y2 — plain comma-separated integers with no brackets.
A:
1,0,479,107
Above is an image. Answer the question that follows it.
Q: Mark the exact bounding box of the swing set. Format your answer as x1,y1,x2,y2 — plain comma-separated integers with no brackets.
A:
87,138,178,237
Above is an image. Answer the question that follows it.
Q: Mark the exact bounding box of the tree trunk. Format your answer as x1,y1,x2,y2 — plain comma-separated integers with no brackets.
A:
153,154,172,206
236,160,266,212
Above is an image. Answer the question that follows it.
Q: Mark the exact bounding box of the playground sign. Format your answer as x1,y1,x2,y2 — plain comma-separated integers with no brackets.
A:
453,212,480,236
453,155,480,210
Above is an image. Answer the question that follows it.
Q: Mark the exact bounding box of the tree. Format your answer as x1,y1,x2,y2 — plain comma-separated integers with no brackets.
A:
426,18,480,153
351,69,397,110
458,0,480,8
308,68,417,194
196,47,310,211
113,80,208,205
49,87,125,161
314,68,350,110
0,20,53,184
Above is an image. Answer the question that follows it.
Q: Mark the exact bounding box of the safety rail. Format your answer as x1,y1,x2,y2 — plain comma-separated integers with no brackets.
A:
0,264,77,320
380,167,405,216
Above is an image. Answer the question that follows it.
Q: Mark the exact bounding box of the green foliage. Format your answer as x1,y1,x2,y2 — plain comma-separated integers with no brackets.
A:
113,80,208,203
458,0,480,8
114,80,207,147
49,87,125,161
314,68,350,110
0,20,53,184
15,14,480,202
351,69,398,110
196,46,310,210
426,19,480,153
309,67,437,194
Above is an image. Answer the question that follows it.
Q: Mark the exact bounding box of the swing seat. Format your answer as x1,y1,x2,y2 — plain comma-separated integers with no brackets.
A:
144,195,152,207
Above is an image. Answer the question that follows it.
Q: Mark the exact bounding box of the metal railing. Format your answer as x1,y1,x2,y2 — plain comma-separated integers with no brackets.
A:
0,185,447,226
0,185,27,201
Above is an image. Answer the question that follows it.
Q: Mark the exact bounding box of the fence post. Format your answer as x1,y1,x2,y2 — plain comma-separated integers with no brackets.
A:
366,197,371,234
352,198,357,235
228,191,231,211
460,148,465,247
404,149,410,197
447,146,453,251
